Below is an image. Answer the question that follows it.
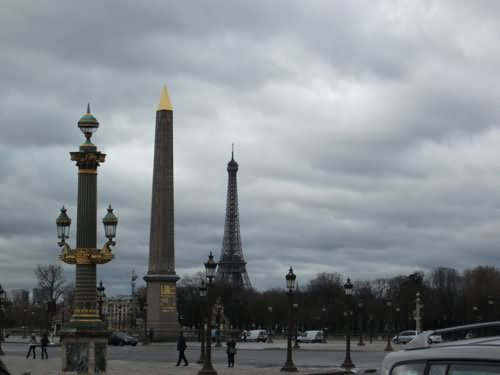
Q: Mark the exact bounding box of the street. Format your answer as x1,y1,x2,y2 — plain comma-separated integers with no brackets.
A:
2,338,395,374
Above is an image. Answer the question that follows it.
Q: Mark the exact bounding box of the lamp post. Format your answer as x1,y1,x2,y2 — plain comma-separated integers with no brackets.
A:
31,311,35,333
23,308,27,339
415,292,422,332
321,306,327,342
0,284,6,356
143,301,149,345
293,303,300,349
357,299,365,346
488,296,495,321
473,304,480,322
384,289,393,352
395,305,401,337
197,280,207,364
97,281,105,321
55,105,118,375
267,306,274,343
215,301,222,348
341,277,354,370
281,267,298,372
198,252,218,375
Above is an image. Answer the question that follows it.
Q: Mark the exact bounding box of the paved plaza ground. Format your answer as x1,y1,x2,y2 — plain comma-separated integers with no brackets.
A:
2,336,400,375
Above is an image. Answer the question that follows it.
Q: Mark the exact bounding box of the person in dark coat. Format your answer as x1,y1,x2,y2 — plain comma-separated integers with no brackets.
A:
40,333,49,360
175,331,188,366
226,335,237,368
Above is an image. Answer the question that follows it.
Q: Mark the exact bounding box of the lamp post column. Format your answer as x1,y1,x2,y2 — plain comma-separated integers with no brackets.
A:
384,289,393,352
197,281,207,364
267,306,273,343
281,267,297,372
341,277,354,370
0,285,6,356
357,300,365,346
198,252,217,375
415,292,422,332
293,303,300,349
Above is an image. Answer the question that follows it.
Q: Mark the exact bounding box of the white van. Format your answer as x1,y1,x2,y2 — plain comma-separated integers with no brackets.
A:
245,330,268,342
297,330,324,343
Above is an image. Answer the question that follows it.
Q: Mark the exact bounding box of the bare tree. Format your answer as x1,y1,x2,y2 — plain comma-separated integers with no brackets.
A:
34,264,66,303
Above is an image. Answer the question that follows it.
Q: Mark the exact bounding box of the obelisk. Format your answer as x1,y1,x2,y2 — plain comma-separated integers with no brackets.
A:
143,85,180,341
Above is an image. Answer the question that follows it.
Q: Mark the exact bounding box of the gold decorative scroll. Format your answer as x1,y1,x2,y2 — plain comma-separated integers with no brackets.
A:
60,247,113,265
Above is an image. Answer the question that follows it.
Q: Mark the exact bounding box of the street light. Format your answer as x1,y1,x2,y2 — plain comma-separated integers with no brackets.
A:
143,300,149,345
267,306,274,343
0,284,6,355
293,303,300,349
97,281,106,321
473,304,480,322
198,252,218,375
281,267,298,372
341,277,354,370
357,299,365,346
23,307,27,339
384,289,393,352
55,106,118,373
488,296,495,321
321,306,327,342
197,280,207,363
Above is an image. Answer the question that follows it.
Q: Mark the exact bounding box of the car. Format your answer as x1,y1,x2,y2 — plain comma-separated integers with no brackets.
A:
108,331,138,346
243,330,268,342
392,330,419,344
381,322,500,375
297,330,324,343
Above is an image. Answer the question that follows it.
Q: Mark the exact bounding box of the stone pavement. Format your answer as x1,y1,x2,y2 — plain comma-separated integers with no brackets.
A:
2,336,397,375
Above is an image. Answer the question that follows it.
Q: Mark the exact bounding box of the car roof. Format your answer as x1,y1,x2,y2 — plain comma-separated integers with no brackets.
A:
382,323,500,375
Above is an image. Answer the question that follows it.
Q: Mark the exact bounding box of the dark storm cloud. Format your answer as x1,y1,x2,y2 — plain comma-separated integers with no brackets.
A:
2,1,500,295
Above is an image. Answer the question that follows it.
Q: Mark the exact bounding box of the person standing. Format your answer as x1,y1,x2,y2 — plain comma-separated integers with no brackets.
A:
226,335,237,368
26,334,37,359
40,333,49,360
175,331,188,366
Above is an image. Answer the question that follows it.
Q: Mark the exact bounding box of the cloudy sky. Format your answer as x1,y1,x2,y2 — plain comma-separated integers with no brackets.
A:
2,1,500,296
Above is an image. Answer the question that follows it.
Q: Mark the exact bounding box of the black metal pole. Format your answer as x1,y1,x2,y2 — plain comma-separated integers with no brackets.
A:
198,284,217,375
281,292,297,372
341,310,354,369
357,307,365,346
384,305,393,351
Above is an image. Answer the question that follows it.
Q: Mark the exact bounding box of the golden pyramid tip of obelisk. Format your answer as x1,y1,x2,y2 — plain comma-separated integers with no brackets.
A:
157,84,173,111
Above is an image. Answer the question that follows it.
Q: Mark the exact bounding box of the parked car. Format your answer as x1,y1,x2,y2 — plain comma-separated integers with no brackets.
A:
392,330,419,344
297,330,324,343
108,331,138,346
381,323,500,375
243,330,268,342
429,333,442,343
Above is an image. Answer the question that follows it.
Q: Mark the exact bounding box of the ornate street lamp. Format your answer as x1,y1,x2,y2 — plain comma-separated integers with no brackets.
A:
357,299,365,346
197,280,207,364
384,288,393,352
198,252,218,375
267,306,274,343
96,281,106,321
281,267,298,372
56,105,118,374
0,284,6,356
395,304,401,337
341,277,354,370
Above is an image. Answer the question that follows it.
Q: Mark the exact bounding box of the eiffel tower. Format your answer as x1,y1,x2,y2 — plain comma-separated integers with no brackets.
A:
215,146,252,289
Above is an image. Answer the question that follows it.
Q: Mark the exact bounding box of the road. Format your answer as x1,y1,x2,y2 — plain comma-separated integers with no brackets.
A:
3,340,389,370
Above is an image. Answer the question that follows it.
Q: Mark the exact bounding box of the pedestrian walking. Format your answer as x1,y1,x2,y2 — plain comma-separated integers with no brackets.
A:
40,333,49,360
226,335,237,368
26,334,37,359
242,329,247,342
175,331,188,366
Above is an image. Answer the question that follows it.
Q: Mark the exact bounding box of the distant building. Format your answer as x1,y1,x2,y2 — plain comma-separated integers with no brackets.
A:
9,289,29,305
105,296,137,331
